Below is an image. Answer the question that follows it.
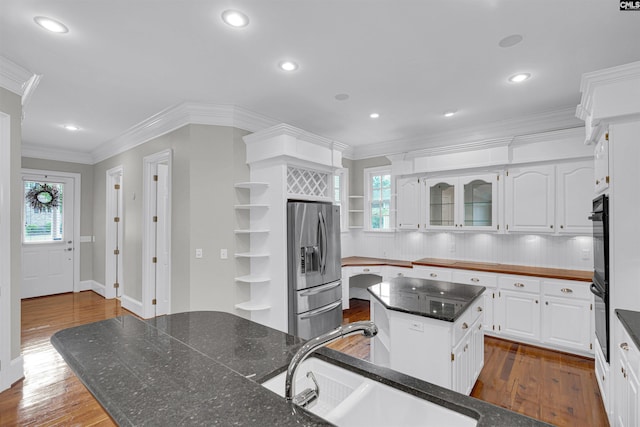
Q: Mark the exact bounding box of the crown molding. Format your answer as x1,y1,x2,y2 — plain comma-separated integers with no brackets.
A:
0,56,35,96
22,143,94,165
350,106,582,160
511,126,585,146
244,122,349,152
90,102,282,164
578,60,640,117
406,136,513,159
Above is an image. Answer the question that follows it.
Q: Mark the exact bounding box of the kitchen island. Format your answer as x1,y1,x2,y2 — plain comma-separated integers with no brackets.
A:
368,277,486,395
51,311,548,426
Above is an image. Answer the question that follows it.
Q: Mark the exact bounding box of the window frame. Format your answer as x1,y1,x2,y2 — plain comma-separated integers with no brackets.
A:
333,168,349,231
364,166,394,232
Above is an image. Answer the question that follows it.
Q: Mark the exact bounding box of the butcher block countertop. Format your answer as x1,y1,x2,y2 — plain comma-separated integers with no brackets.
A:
342,256,592,282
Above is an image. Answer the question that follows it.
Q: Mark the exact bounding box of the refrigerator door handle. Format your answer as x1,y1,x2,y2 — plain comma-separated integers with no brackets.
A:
299,280,341,297
318,211,328,274
299,301,342,320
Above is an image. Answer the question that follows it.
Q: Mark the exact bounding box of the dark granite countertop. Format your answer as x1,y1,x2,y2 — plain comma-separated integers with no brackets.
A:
368,277,486,322
616,309,640,350
52,311,548,426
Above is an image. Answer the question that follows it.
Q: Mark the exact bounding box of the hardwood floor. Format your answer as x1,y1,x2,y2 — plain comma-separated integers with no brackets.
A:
0,291,124,427
1,295,609,427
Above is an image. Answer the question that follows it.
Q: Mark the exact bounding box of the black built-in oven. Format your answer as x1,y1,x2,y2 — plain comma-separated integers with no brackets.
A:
589,194,609,362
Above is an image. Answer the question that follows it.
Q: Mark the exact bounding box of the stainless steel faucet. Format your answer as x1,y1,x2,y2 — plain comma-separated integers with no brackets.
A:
284,321,378,404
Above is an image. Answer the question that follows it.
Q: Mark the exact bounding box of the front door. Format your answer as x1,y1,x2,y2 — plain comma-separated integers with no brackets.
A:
22,173,75,299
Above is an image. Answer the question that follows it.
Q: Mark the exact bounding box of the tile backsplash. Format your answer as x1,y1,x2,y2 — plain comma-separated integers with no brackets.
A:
342,230,593,271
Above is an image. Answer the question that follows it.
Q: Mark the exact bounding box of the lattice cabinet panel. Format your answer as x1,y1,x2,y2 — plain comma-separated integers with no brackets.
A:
287,166,330,198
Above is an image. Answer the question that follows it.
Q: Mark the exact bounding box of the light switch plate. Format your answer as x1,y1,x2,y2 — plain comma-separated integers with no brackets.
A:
195,248,203,259
220,249,228,259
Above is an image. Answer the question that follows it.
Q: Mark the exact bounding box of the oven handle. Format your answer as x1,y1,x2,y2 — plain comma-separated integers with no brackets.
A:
588,212,603,221
590,282,605,299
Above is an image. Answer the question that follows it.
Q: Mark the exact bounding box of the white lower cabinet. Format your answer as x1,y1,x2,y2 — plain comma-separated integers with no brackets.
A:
371,295,484,395
411,265,453,281
541,279,593,354
614,320,640,427
595,337,612,421
495,276,541,341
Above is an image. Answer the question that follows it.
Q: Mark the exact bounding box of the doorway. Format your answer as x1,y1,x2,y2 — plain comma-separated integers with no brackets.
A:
21,170,80,299
142,150,172,318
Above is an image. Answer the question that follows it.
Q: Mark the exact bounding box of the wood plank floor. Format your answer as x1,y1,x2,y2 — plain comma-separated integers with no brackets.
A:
1,295,609,427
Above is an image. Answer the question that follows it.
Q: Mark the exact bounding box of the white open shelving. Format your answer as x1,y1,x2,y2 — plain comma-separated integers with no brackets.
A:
234,181,272,318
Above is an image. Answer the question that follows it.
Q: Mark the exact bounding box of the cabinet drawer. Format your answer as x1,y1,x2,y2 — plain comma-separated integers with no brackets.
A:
620,326,640,372
453,297,485,344
412,266,453,281
452,270,498,288
542,279,592,300
499,275,540,293
346,265,382,276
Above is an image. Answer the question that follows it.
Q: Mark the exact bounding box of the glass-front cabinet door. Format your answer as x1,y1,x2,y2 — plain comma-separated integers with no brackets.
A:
425,174,498,231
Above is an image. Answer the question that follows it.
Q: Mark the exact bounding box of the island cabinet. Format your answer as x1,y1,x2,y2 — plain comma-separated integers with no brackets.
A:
614,312,640,427
369,279,485,395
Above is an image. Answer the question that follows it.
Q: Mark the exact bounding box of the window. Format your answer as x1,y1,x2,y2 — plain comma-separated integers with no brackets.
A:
23,180,64,242
333,168,348,231
365,166,392,230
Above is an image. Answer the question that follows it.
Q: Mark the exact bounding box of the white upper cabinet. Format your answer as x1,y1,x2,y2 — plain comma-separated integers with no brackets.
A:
396,177,422,230
594,132,610,194
505,165,555,233
505,161,593,234
555,161,594,234
425,173,498,232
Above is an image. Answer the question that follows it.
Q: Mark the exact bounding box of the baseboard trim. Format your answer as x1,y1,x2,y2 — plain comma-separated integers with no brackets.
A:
121,295,144,318
0,355,24,391
80,280,105,297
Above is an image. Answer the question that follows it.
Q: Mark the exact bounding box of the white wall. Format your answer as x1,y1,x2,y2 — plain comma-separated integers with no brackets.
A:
342,230,593,270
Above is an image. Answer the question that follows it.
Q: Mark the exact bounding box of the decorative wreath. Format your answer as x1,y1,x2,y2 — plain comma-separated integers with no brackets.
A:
26,183,60,212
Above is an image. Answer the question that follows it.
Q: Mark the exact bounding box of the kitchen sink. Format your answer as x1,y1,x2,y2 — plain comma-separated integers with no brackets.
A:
261,357,477,427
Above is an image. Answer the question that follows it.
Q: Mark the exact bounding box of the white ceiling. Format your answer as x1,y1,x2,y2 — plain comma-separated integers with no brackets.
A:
1,0,640,162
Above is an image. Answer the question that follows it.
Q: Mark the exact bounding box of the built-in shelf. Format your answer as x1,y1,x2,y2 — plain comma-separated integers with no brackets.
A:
234,252,270,258
234,182,269,190
349,226,364,229
234,275,270,283
349,195,364,199
348,210,364,213
234,302,271,311
234,204,269,209
234,229,270,234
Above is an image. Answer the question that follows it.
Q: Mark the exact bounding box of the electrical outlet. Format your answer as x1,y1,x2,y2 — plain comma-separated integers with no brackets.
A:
220,249,228,259
581,248,590,260
195,248,203,259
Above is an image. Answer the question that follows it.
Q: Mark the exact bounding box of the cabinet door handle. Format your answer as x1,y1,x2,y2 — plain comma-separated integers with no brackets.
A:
470,277,480,283
545,301,549,305
430,273,438,278
561,288,573,294
535,300,539,304
550,225,554,229
397,273,404,277
513,282,525,288
461,322,469,330
620,342,629,351
363,268,370,272
478,324,482,330
477,306,483,312
596,179,600,185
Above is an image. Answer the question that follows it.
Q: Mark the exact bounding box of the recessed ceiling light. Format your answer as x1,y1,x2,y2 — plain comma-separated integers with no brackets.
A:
369,113,380,119
34,16,69,33
63,124,80,131
335,93,350,101
279,61,298,72
443,110,457,117
498,34,523,48
508,73,531,83
221,10,249,28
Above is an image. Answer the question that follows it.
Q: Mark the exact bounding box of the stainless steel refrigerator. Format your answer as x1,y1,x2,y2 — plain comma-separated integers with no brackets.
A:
287,201,342,339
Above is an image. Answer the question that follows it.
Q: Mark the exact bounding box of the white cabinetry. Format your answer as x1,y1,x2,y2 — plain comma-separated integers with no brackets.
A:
411,265,453,281
452,270,497,334
396,177,422,230
555,161,594,234
425,174,498,232
505,165,555,233
495,276,541,341
615,320,640,427
505,161,593,234
541,279,593,354
594,132,610,194
371,296,484,395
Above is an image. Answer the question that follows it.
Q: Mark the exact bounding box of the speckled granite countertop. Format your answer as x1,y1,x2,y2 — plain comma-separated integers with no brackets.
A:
368,277,485,322
616,309,640,350
51,311,549,426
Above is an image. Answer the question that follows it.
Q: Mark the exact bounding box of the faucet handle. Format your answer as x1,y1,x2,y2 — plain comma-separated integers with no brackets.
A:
292,371,320,408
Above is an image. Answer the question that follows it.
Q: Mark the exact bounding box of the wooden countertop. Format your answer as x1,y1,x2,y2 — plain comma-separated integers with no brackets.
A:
342,256,592,282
